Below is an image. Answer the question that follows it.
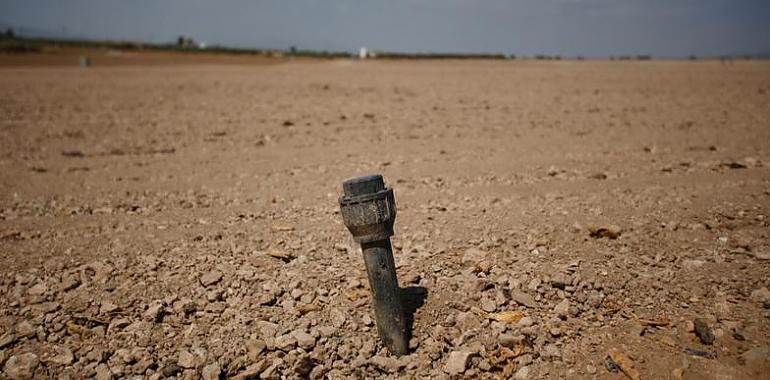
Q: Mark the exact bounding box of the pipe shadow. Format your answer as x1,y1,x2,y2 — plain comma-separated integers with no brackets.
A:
400,286,428,344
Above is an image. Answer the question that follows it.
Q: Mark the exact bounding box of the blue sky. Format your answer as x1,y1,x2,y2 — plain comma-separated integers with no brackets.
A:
1,0,769,57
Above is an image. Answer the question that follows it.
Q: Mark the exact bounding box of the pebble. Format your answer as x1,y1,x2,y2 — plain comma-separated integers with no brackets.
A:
200,271,223,287
293,330,316,350
554,299,570,318
275,333,297,350
750,287,770,304
177,350,196,369
143,301,165,323
694,318,715,345
513,365,530,379
4,353,40,380
510,290,537,308
47,346,74,366
369,355,402,373
444,350,472,375
201,363,221,380
15,321,36,338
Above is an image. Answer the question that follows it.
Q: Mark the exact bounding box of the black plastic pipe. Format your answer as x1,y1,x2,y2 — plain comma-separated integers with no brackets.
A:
338,175,408,356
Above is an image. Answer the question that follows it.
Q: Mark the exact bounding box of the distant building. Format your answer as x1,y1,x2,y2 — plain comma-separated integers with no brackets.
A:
359,47,368,59
177,35,195,48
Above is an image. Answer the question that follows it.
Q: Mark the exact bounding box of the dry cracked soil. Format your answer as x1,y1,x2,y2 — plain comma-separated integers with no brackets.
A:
1,55,769,379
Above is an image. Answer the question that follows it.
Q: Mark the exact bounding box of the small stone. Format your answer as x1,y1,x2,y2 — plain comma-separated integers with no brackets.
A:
16,321,36,338
481,297,497,312
444,350,472,375
201,363,221,380
499,334,525,349
160,363,182,377
740,347,769,364
275,333,297,350
200,271,223,287
4,353,40,380
47,347,74,366
513,365,530,380
94,363,113,380
0,332,18,348
109,318,131,330
143,301,165,323
586,364,596,374
177,350,196,369
293,356,315,376
27,283,47,296
516,316,535,328
369,355,402,373
293,330,316,350
554,299,570,318
750,287,770,304
550,274,570,289
510,290,537,308
693,318,714,345
100,301,120,315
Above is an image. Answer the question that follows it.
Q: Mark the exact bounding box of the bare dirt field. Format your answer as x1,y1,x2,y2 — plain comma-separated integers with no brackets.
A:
1,52,769,379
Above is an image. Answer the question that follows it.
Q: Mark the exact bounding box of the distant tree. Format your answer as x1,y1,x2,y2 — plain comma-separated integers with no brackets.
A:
689,54,697,60
508,54,516,60
289,46,297,55
5,28,14,38
576,56,584,60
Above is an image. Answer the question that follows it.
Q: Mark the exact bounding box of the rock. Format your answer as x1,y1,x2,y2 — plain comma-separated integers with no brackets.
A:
499,334,525,349
588,225,622,239
550,274,570,289
257,320,280,338
47,346,74,366
177,350,196,369
516,316,535,328
554,299,570,318
694,318,714,345
513,365,530,379
444,350,472,375
294,356,315,376
200,271,223,287
293,330,316,350
160,363,182,377
109,318,131,330
740,347,768,365
94,364,113,380
369,355,402,373
481,297,497,312
510,290,537,308
100,301,120,314
586,364,596,374
750,287,770,304
201,363,221,380
143,301,165,323
15,321,36,338
4,353,39,380
27,283,47,296
275,333,297,350
232,363,264,380
0,332,18,348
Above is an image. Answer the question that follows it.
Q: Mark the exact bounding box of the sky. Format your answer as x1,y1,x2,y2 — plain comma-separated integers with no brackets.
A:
1,0,769,57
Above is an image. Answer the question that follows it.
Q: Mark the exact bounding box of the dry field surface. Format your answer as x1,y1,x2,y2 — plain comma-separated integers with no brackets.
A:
1,53,769,379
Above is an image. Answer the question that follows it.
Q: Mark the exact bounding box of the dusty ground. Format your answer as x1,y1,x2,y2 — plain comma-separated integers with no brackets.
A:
1,53,769,380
